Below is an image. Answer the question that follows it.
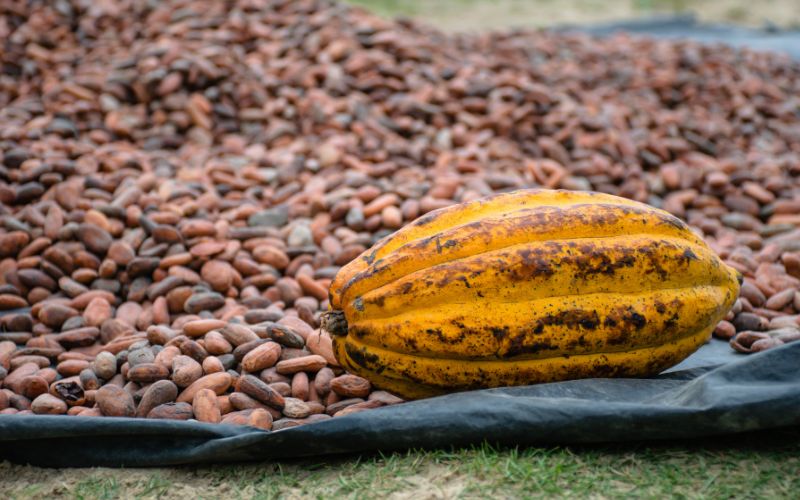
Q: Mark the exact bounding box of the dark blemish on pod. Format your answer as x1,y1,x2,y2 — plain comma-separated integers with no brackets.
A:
363,249,378,265
517,247,555,278
659,213,690,231
624,311,647,329
489,326,509,341
504,334,558,358
682,248,699,261
415,213,437,226
532,309,600,334
425,328,447,343
663,313,679,332
345,343,381,368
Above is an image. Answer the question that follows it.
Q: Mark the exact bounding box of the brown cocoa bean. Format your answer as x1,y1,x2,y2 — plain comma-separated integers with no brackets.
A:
78,224,112,255
201,260,235,293
330,374,371,398
314,367,335,397
192,388,222,423
765,288,796,310
56,359,90,377
713,320,736,340
127,363,169,383
136,380,179,418
172,355,203,388
92,351,118,380
96,384,135,417
228,392,280,419
291,372,309,401
270,382,291,397
305,329,338,366
282,397,311,418
204,331,233,355
31,393,68,415
241,342,282,372
202,356,224,374
220,323,259,346
20,375,50,400
237,374,285,409
325,398,365,416
176,372,232,403
333,400,385,417
183,319,227,337
275,355,327,375
147,402,194,420
38,303,79,328
368,391,404,405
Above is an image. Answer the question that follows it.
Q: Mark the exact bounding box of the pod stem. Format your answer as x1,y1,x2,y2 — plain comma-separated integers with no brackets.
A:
321,310,348,336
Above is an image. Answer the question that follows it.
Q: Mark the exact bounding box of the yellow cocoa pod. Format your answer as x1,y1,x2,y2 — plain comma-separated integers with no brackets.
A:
326,189,741,399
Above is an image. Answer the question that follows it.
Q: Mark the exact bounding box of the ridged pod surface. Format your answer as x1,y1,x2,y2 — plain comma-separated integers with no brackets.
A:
327,190,741,399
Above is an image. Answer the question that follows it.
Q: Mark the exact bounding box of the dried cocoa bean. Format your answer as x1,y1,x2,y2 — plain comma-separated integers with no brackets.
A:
31,393,68,415
136,380,179,418
192,388,222,423
147,402,194,420
96,384,136,417
237,374,286,410
176,372,232,403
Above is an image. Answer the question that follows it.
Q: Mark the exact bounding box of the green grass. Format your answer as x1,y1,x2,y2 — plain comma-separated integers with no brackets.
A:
2,427,799,499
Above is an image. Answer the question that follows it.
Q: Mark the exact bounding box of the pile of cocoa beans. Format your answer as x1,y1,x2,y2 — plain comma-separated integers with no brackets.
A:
1,0,799,423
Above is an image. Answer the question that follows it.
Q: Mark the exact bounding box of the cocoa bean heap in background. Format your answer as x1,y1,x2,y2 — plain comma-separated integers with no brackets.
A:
1,0,799,421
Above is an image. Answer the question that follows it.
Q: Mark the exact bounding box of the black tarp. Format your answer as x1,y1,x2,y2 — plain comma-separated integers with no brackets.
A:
1,340,799,467
2,18,800,467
